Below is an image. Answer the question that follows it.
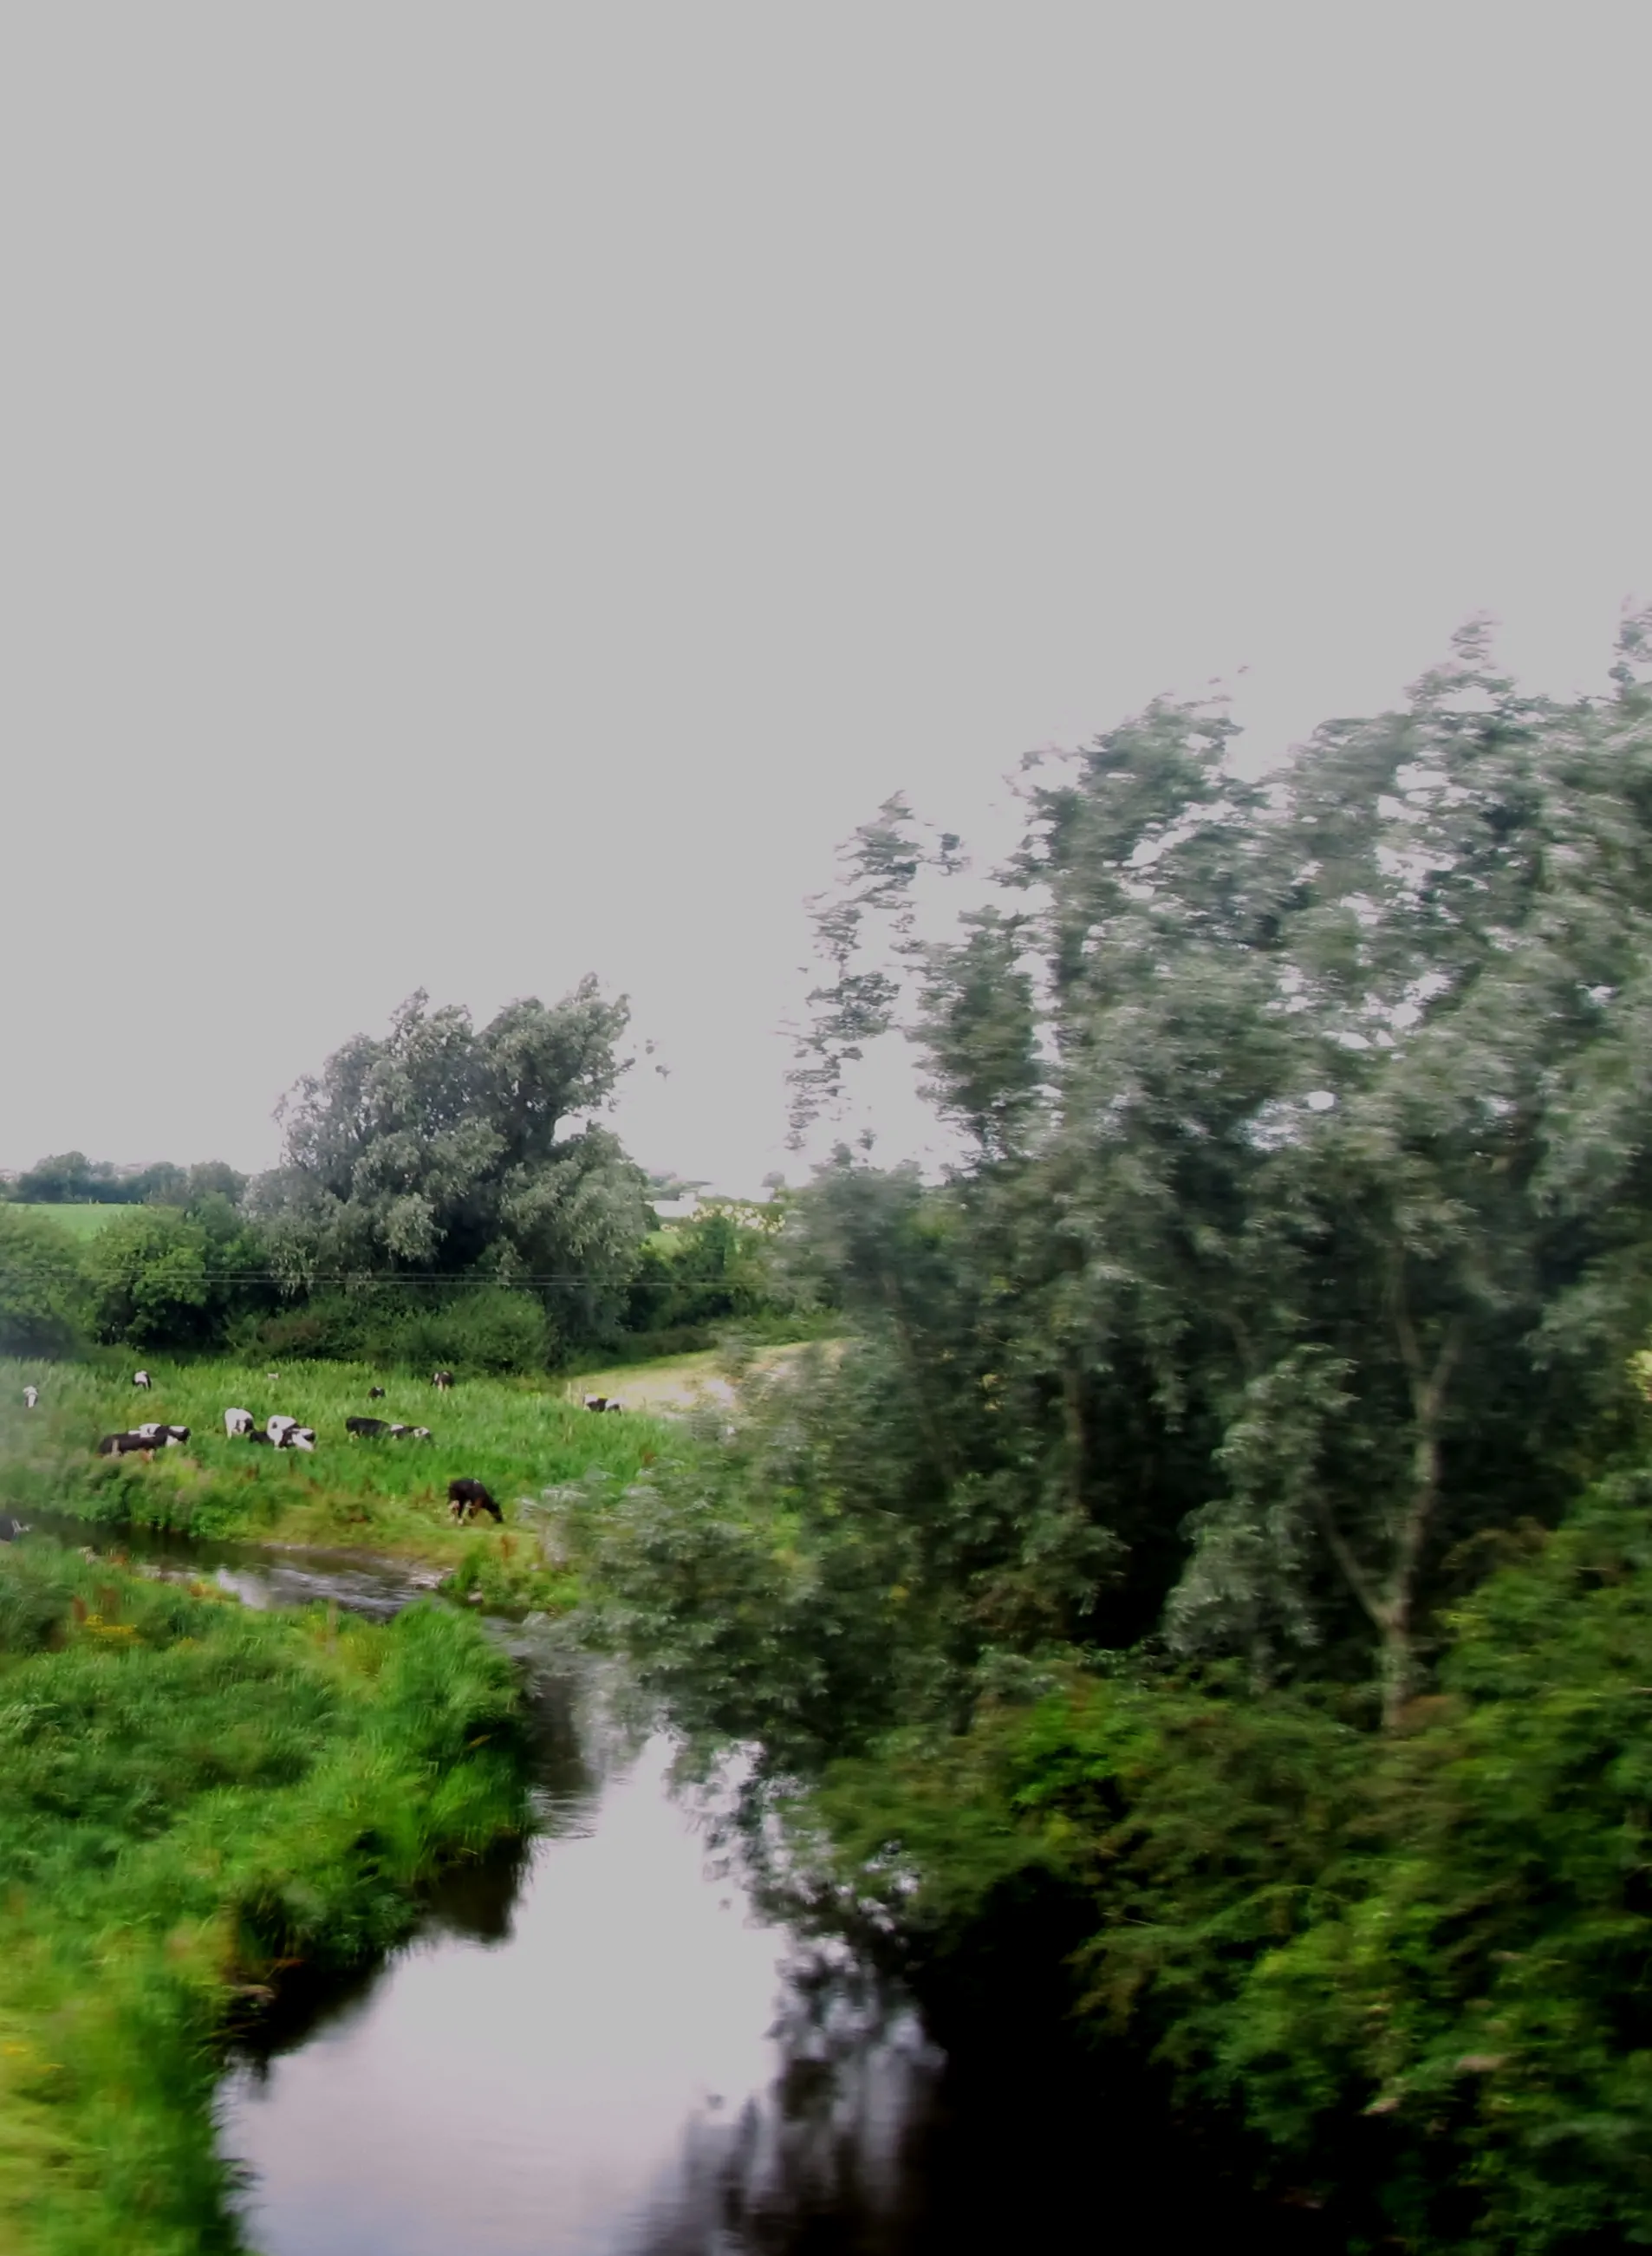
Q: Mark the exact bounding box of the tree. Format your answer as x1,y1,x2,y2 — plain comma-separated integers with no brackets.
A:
691,618,1652,1733
252,982,650,1356
0,1208,88,1356
87,1209,212,1348
13,1152,120,1204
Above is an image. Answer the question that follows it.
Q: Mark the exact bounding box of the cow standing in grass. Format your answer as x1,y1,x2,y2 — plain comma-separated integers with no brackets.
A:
447,1478,501,1524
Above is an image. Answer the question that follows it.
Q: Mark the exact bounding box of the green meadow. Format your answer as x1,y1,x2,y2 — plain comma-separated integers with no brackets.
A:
0,1357,680,1611
4,1205,127,1241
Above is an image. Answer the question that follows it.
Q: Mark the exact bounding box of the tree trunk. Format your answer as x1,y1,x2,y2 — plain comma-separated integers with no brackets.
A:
1379,1293,1464,1731
1317,1265,1464,1730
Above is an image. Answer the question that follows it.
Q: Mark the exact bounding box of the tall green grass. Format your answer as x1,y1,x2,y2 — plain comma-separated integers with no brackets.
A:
0,1357,676,1603
0,1540,528,2256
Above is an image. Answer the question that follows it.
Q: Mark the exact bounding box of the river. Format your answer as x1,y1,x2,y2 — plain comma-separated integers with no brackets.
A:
34,1519,1327,2255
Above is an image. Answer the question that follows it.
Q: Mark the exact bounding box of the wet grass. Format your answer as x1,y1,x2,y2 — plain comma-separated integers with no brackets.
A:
0,1538,529,2256
0,1357,679,1609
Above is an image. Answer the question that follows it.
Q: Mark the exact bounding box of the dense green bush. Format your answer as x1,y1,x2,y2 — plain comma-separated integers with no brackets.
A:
0,1206,88,1356
746,1490,1652,2251
235,1280,552,1373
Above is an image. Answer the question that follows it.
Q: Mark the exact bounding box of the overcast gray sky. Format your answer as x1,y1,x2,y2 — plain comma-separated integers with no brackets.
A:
1,4,1647,1193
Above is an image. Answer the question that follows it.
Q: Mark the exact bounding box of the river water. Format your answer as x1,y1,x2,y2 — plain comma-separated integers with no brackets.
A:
32,1520,1316,2255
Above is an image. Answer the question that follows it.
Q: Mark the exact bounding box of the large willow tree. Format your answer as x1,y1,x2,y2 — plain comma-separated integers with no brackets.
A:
630,621,1652,1743
253,980,651,1347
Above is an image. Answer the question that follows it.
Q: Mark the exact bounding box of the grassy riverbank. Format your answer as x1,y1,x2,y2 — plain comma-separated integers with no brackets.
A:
0,1358,679,1611
0,1538,528,2256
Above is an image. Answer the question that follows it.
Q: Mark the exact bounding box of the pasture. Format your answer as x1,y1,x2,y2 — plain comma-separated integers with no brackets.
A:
0,1356,678,1606
2,1201,124,1240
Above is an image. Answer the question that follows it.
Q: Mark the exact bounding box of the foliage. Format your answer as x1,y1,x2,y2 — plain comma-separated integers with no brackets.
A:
0,1209,88,1358
84,1198,276,1352
235,1279,552,1374
251,985,651,1354
624,1196,803,1336
764,622,1652,1725
568,623,1652,2246
751,1489,1652,2250
0,1540,527,2255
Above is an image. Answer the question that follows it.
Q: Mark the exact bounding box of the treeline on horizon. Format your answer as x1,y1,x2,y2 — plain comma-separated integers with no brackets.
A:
0,982,823,1374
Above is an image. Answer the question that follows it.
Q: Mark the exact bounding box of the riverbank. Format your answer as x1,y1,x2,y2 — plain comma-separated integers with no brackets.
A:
0,1538,528,2256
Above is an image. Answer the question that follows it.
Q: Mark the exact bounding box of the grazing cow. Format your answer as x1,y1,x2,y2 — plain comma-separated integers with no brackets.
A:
133,1370,153,1390
281,1427,316,1452
224,1408,256,1437
432,1370,454,1392
346,1416,392,1439
23,1386,37,1409
0,1514,27,1541
247,1429,274,1446
98,1431,156,1457
266,1414,298,1442
406,1426,433,1441
368,1386,386,1400
135,1422,190,1446
447,1477,501,1524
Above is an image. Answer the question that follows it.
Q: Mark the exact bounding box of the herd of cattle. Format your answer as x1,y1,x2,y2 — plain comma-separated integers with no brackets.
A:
8,1368,522,1525
3,1367,636,1533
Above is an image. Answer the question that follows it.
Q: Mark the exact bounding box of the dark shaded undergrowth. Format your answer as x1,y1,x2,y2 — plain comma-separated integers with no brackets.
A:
727,1488,1652,2253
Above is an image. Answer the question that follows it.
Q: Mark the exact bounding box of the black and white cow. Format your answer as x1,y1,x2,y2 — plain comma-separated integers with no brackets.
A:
582,1395,623,1414
224,1408,256,1437
367,1386,387,1401
432,1370,454,1392
23,1386,37,1409
266,1414,299,1443
98,1431,158,1457
278,1426,316,1452
447,1478,501,1524
133,1370,153,1390
346,1416,393,1439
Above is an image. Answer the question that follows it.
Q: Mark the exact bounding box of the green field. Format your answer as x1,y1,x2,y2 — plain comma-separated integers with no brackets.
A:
3,1202,127,1239
0,1356,680,1609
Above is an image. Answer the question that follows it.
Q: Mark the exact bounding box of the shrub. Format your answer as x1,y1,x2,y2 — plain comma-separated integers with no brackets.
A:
0,1206,88,1356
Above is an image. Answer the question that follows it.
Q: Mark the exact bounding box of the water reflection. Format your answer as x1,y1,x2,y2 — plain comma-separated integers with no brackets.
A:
220,1712,945,2256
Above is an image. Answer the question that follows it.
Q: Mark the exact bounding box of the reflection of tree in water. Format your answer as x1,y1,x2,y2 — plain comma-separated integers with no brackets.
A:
633,1949,944,2256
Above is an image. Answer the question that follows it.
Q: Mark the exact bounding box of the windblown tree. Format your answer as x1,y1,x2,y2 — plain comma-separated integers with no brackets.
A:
252,981,651,1352
597,621,1652,1741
